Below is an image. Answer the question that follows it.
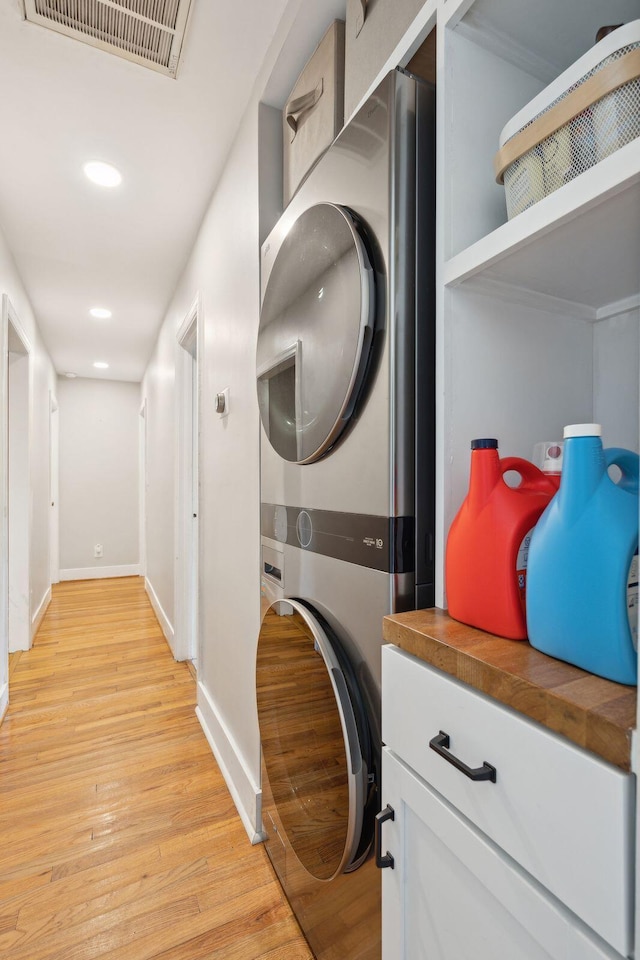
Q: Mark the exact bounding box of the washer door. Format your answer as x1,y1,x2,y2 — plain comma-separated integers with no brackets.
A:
257,203,376,464
256,598,374,880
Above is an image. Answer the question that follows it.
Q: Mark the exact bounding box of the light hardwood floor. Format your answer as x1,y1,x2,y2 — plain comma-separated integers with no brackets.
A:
0,577,313,960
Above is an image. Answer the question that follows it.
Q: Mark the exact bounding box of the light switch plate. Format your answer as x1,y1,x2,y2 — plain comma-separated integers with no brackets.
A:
216,386,229,418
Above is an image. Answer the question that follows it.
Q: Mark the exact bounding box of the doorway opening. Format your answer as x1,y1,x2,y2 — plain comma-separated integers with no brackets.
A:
176,295,200,669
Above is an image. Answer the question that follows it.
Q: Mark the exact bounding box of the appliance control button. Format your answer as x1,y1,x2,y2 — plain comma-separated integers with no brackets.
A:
274,505,288,543
296,510,313,548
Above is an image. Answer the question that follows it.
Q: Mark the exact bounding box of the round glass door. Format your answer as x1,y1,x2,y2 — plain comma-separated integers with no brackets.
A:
256,599,370,880
257,203,376,464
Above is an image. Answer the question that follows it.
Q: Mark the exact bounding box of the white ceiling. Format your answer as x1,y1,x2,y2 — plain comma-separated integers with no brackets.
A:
0,0,291,382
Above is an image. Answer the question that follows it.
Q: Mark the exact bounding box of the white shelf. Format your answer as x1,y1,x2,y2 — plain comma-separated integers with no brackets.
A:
443,0,640,83
443,140,640,314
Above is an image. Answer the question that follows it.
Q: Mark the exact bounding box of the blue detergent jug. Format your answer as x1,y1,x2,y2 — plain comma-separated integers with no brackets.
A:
527,423,639,685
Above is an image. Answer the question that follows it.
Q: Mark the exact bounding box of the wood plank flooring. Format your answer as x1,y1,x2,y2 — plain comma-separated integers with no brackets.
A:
0,577,313,960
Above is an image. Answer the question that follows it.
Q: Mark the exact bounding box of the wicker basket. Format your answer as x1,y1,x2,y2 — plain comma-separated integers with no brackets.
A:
494,21,640,219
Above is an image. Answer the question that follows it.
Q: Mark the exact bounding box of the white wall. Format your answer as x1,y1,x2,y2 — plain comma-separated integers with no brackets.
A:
593,307,640,452
57,377,140,580
8,348,30,652
30,341,56,625
0,224,56,717
141,102,265,836
141,312,177,644
140,0,354,839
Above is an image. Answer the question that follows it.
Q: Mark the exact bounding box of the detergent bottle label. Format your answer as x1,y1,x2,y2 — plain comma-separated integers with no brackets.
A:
628,550,639,651
516,528,535,617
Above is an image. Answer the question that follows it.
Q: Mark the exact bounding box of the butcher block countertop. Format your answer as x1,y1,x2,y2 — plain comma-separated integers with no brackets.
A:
383,608,637,772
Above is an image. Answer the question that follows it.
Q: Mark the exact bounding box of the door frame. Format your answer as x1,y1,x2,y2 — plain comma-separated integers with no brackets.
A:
0,296,8,718
49,391,59,585
138,398,147,579
1,294,32,698
175,293,201,664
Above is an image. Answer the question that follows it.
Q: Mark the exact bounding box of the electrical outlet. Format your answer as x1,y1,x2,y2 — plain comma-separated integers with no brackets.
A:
94,544,103,558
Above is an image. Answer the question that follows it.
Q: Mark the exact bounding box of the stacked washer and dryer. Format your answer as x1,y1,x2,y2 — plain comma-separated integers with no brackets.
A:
255,68,436,960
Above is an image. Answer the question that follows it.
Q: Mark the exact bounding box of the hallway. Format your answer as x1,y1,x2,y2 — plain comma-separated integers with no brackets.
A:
0,578,312,960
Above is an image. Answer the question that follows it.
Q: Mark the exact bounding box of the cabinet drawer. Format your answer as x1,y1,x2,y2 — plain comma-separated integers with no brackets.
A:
282,20,344,205
382,645,635,956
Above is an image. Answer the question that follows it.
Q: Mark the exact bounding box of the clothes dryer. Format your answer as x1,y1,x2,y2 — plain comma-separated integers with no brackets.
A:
256,67,435,960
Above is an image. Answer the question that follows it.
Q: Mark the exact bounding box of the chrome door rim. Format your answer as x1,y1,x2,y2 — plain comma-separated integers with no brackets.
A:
257,597,369,879
257,202,376,464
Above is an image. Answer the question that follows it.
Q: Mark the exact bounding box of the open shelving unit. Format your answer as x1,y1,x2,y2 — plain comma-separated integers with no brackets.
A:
434,0,640,610
444,141,640,312
374,2,640,954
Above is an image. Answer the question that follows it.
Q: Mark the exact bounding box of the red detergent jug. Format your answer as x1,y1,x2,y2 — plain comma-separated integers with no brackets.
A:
446,439,557,639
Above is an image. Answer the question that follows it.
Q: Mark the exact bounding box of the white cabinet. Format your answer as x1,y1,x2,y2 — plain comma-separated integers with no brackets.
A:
381,750,625,960
380,645,635,959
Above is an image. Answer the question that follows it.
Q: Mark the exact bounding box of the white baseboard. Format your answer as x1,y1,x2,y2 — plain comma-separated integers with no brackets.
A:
31,586,51,640
0,681,7,724
196,682,263,845
59,564,140,581
144,577,175,652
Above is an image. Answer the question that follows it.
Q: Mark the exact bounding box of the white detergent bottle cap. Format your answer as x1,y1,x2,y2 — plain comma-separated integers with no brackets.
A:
563,423,602,438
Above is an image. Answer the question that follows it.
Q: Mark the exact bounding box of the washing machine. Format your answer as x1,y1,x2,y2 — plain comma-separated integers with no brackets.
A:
256,67,435,960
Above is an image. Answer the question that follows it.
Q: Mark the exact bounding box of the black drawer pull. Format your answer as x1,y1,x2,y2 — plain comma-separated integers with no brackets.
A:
374,804,395,869
429,731,497,783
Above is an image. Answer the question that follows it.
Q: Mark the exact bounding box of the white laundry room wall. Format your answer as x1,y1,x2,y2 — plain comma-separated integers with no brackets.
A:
57,376,140,581
141,0,355,839
141,100,268,839
0,222,56,716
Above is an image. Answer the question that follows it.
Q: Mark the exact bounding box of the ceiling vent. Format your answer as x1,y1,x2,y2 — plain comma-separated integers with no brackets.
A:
23,0,193,78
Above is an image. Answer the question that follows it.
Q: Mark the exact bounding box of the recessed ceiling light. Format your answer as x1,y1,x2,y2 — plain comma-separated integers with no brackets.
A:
64,372,77,379
83,161,122,188
89,307,112,319
93,361,109,369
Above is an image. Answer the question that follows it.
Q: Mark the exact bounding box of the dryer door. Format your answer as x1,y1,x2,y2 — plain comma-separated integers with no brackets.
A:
257,202,376,464
256,598,375,880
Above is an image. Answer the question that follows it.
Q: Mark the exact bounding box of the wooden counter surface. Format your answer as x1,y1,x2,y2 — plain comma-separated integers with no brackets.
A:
383,608,637,771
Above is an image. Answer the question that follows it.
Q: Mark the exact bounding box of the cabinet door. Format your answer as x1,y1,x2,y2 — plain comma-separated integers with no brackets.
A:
381,645,634,955
380,749,622,960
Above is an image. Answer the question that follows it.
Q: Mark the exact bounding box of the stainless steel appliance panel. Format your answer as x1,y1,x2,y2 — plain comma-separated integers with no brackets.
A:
260,70,419,520
256,67,435,960
257,549,386,960
262,534,396,694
